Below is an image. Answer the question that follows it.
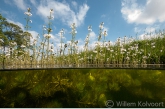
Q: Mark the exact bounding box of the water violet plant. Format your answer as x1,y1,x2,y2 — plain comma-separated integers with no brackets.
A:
0,8,165,69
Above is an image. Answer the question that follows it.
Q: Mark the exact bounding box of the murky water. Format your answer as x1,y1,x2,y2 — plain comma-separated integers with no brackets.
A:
0,69,165,108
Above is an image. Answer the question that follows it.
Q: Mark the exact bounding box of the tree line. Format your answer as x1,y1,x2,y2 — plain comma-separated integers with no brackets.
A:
0,14,32,57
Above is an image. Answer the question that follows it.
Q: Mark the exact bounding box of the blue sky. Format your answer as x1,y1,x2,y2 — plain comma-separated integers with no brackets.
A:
0,0,165,50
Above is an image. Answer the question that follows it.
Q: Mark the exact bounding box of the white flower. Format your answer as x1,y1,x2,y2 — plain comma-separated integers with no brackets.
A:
24,12,32,16
143,56,147,59
0,39,4,43
33,40,37,45
60,29,64,34
124,36,127,40
44,34,52,38
27,8,31,12
50,44,54,49
48,15,54,19
126,56,130,60
21,45,26,48
71,29,77,34
60,29,65,37
30,43,33,46
5,53,10,57
50,9,53,13
99,25,103,29
85,36,89,42
93,50,97,53
151,42,155,46
99,22,104,29
29,20,32,23
43,28,47,31
49,49,54,52
43,25,47,30
117,37,121,42
121,52,124,54
70,23,76,29
98,35,102,40
95,41,101,46
41,42,45,45
75,40,78,45
51,16,54,19
11,42,17,46
103,31,108,36
88,25,92,32
110,50,114,52
139,52,142,54
121,48,126,52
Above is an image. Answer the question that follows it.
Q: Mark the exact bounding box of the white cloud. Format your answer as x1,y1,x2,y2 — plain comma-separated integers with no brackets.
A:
50,34,60,44
135,25,160,40
29,30,40,43
13,0,27,11
71,1,78,9
39,33,62,53
103,26,109,32
90,31,97,40
0,9,14,20
134,25,160,33
30,0,37,6
89,40,97,50
138,33,155,40
4,0,13,6
76,4,89,26
29,31,39,39
7,19,24,30
6,19,40,44
101,14,106,18
121,0,165,24
145,27,156,33
85,31,97,49
63,31,97,52
36,0,89,27
50,33,64,51
134,27,142,33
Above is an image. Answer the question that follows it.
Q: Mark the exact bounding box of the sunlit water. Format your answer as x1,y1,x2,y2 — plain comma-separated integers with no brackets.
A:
0,69,165,108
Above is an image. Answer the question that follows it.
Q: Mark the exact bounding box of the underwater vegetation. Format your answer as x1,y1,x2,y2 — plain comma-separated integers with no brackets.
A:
0,69,165,108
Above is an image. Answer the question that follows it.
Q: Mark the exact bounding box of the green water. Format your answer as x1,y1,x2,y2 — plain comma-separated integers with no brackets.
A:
0,69,165,108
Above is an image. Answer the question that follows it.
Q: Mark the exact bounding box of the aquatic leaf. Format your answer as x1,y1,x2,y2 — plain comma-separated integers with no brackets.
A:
15,73,26,83
133,79,141,86
76,83,85,91
43,100,63,108
109,82,120,91
0,77,7,89
89,73,95,81
16,91,26,102
98,93,107,107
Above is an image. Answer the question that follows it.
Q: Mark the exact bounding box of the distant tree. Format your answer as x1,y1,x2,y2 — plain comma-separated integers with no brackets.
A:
0,14,6,31
0,14,9,50
0,14,32,57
